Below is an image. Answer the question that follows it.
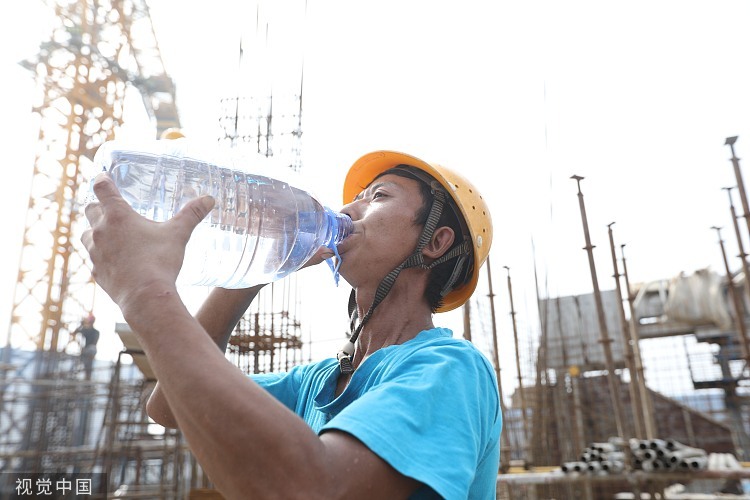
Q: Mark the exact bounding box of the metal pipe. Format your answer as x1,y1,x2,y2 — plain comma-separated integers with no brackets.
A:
561,461,588,473
570,175,628,442
712,226,750,362
486,256,512,472
607,222,645,438
586,461,603,473
665,438,684,451
681,455,708,470
723,186,750,311
640,459,660,472
591,442,616,454
600,460,624,474
601,451,626,462
665,447,707,464
500,468,750,486
620,244,656,439
581,450,600,462
531,247,552,465
647,438,668,449
462,299,472,342
725,136,750,248
504,265,532,464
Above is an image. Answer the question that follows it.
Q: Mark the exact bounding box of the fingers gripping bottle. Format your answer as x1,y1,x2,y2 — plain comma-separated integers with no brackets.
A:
89,139,353,288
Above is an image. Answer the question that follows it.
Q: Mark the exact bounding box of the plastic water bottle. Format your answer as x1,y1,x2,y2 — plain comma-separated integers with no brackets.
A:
89,139,353,288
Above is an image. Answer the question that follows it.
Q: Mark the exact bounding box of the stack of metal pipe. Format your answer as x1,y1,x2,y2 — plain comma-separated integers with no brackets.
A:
630,438,708,472
707,452,743,471
561,438,709,475
561,439,627,475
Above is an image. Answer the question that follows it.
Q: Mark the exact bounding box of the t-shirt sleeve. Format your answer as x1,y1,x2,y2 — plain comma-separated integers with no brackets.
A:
320,344,500,500
251,367,304,411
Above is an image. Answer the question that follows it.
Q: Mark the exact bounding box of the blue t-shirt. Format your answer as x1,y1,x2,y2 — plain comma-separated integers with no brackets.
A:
252,327,502,499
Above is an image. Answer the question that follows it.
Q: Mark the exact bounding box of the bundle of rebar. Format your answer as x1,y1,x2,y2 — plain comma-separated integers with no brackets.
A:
631,438,708,472
560,438,709,475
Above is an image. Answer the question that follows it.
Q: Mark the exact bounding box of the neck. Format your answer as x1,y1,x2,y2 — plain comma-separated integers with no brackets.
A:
349,285,434,368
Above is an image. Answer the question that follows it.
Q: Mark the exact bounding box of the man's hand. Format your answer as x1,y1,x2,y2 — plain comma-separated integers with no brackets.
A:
81,173,215,307
301,246,335,270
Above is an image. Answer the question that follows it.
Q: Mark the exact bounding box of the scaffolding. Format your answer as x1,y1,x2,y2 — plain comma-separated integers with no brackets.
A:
496,275,750,499
226,283,305,375
0,346,193,498
217,0,309,376
0,1,307,497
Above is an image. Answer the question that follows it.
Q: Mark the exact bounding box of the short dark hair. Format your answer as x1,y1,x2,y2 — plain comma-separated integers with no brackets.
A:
378,166,469,312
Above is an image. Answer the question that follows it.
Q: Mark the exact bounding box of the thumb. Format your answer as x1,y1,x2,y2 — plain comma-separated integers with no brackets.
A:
172,195,215,235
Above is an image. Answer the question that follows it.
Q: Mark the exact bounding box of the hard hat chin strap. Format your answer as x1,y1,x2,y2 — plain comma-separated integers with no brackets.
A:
337,189,470,374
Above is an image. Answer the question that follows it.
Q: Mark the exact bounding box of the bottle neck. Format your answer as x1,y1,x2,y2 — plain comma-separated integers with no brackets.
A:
325,208,353,246
323,208,352,287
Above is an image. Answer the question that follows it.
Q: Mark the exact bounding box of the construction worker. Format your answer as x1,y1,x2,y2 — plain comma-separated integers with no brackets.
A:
82,150,500,499
73,314,99,380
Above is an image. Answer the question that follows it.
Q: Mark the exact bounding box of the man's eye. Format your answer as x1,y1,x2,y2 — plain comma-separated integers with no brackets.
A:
372,191,385,199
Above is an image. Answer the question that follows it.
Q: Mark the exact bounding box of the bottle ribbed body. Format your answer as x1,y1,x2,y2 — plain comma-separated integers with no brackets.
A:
90,140,352,288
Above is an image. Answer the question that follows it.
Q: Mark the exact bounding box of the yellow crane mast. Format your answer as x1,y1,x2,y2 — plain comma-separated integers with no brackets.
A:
8,0,179,353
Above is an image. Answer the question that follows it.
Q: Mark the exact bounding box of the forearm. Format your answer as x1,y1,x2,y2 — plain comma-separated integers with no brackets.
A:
147,284,266,428
123,283,331,498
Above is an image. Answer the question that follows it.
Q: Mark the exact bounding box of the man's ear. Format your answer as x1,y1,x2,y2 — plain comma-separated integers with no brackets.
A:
423,226,455,259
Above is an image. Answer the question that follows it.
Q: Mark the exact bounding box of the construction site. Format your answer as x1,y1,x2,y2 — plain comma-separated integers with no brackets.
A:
3,1,750,499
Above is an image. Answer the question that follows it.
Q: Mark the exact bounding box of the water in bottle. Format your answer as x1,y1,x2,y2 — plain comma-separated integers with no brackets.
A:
89,139,353,288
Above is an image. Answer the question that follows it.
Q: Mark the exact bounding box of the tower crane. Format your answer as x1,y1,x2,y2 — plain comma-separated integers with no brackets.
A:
8,0,179,354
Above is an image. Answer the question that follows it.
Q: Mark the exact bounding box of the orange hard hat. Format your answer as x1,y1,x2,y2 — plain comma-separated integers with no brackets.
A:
343,150,492,312
160,128,185,140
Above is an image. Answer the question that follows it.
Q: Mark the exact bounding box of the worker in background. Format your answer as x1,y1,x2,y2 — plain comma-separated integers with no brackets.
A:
82,150,501,499
73,314,99,380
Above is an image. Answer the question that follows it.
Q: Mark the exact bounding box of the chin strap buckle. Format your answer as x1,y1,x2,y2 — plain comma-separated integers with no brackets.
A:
338,355,354,375
337,340,356,375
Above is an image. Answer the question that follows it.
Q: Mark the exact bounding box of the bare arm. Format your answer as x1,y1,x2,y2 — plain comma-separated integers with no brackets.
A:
123,287,417,499
82,176,416,498
147,242,334,427
146,285,265,428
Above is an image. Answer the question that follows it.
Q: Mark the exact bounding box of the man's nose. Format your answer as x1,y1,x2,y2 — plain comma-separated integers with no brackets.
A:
340,199,363,221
